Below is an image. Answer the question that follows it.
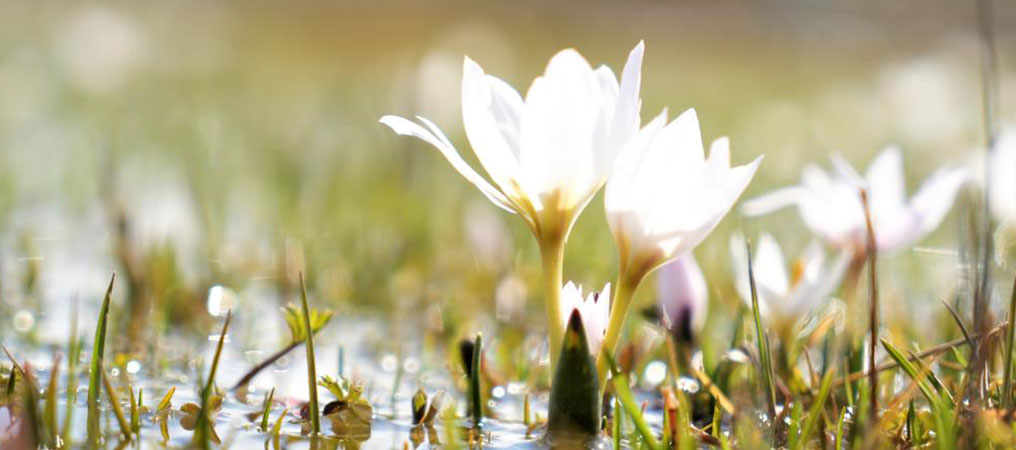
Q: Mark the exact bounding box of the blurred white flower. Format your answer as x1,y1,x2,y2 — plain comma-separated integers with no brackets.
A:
381,42,644,242
606,108,762,280
559,281,610,356
55,7,146,93
742,147,967,254
657,254,708,343
989,129,1016,225
730,233,850,330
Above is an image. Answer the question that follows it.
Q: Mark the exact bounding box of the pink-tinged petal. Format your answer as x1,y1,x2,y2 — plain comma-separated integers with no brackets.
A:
830,152,865,188
755,233,790,299
881,166,968,251
657,254,708,342
865,146,907,222
379,115,514,213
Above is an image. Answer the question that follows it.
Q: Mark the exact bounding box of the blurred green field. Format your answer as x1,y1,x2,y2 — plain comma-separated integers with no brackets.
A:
0,0,1013,340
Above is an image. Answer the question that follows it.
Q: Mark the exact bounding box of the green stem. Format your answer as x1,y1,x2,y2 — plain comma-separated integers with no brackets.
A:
595,270,644,389
1002,274,1016,410
299,275,321,435
541,239,565,373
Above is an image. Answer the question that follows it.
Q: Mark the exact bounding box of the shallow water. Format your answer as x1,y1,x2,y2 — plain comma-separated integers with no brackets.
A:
2,313,669,449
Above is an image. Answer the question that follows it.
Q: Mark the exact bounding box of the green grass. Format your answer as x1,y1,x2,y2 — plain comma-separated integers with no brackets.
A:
86,274,116,446
299,274,321,435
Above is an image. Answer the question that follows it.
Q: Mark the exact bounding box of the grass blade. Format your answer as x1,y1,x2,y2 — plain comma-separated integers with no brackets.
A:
260,387,276,432
86,273,115,446
859,189,879,423
299,274,321,435
100,360,132,439
470,333,483,430
1002,274,1016,410
880,338,947,406
43,353,61,446
62,296,81,444
605,351,660,450
745,242,777,421
794,368,834,450
195,309,231,448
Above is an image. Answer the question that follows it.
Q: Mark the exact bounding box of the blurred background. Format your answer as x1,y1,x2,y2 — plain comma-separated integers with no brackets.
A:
0,0,1013,350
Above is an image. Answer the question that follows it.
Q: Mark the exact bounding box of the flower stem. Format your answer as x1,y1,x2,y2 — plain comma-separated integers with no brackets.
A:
541,239,566,373
595,269,643,388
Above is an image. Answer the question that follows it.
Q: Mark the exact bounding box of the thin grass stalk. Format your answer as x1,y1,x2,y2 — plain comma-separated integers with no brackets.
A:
833,322,1006,387
298,274,320,435
86,273,115,446
62,296,80,444
612,394,622,450
100,360,131,439
469,333,482,429
231,341,301,390
1003,275,1016,410
794,368,835,450
271,407,288,449
973,0,998,406
605,351,660,450
260,387,276,432
195,309,231,448
745,242,777,421
881,338,949,407
859,189,879,423
43,353,60,446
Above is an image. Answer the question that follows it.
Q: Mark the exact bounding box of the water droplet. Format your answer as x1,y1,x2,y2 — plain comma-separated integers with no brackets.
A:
13,310,34,333
506,382,524,395
110,367,120,377
380,354,397,372
676,376,700,394
126,360,141,374
643,360,667,387
491,386,506,399
402,358,420,374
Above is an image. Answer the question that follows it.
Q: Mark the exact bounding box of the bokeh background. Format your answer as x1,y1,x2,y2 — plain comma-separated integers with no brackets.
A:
0,0,1014,349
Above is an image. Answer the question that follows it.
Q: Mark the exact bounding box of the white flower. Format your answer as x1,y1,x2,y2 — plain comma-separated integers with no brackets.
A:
380,43,644,242
657,254,708,343
730,233,850,329
742,147,968,254
989,129,1016,225
606,108,762,279
560,281,611,356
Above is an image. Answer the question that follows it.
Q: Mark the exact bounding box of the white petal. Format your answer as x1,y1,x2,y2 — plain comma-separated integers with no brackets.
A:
865,146,907,222
990,130,1016,223
881,166,968,250
830,152,865,188
608,41,644,150
741,187,806,216
755,233,790,298
379,115,515,212
461,57,523,196
518,49,604,209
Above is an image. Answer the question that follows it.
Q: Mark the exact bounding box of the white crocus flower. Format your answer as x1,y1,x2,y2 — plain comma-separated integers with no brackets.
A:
595,108,761,381
742,147,968,254
730,233,850,332
989,129,1016,225
559,281,611,357
381,43,645,370
657,254,708,344
380,42,643,242
606,109,763,281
